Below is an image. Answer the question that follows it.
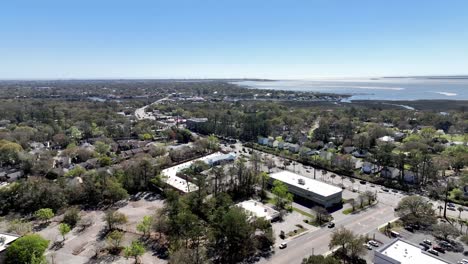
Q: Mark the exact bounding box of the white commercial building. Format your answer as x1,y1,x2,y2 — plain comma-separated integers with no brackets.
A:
374,239,449,264
236,200,280,221
269,171,342,208
161,152,235,193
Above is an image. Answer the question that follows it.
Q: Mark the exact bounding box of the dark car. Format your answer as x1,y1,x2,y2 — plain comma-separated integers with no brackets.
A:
419,243,430,250
404,225,414,232
360,180,366,185
433,246,446,253
328,222,335,228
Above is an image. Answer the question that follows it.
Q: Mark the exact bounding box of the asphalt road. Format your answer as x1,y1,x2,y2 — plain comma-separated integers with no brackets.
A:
259,203,397,264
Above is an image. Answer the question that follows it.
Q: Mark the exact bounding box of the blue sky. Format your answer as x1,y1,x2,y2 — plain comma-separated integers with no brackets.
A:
1,0,468,79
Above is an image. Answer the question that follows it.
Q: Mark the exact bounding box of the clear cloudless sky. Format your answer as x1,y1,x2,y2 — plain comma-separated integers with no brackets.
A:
1,0,468,79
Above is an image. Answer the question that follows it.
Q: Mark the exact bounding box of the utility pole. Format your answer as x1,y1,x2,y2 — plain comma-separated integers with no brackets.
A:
313,154,317,179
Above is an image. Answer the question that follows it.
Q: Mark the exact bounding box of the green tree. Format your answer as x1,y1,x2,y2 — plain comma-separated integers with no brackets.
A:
5,234,49,264
137,216,153,237
259,171,270,195
34,208,54,224
63,207,81,228
103,210,128,231
458,206,464,218
432,223,460,240
0,139,23,165
59,223,71,241
64,165,86,178
312,206,329,225
272,180,293,210
98,155,112,167
207,134,220,150
302,255,340,264
396,195,436,227
106,230,124,251
95,141,111,156
329,227,354,261
208,206,255,264
124,240,146,263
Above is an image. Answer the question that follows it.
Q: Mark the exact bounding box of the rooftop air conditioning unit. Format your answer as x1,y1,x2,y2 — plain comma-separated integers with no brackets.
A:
298,179,305,185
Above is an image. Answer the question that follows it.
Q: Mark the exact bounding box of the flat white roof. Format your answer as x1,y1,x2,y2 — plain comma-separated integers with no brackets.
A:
161,152,229,193
236,200,279,221
269,171,342,197
379,239,448,264
0,233,20,252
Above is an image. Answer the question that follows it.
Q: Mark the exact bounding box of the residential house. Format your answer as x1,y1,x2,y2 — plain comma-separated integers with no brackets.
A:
258,137,269,145
277,141,285,150
403,171,416,183
381,167,400,180
352,150,368,158
288,144,300,153
361,162,379,174
319,151,333,161
342,146,355,155
393,132,406,141
463,186,468,200
378,136,395,143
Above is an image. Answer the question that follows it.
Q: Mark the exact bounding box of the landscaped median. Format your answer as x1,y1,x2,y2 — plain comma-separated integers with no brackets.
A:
342,193,378,215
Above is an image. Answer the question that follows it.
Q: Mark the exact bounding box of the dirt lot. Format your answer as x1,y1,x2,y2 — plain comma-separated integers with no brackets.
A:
34,192,167,264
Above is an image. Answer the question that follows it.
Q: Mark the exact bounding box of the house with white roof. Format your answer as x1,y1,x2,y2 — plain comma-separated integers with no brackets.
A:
236,200,279,221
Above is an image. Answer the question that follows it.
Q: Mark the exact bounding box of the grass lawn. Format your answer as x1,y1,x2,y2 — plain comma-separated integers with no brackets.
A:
342,208,353,215
286,225,308,238
292,207,315,219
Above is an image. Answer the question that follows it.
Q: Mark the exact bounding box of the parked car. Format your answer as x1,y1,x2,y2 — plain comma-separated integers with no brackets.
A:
427,249,439,256
363,243,373,250
279,242,287,249
360,180,366,185
448,203,455,208
328,222,335,228
433,246,445,253
368,240,379,247
392,189,398,193
419,243,430,250
382,188,390,192
404,225,414,232
423,239,432,245
439,241,453,248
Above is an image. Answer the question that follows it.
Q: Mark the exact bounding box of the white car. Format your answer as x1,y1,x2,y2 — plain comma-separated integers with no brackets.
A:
279,242,287,249
368,240,379,247
423,239,432,245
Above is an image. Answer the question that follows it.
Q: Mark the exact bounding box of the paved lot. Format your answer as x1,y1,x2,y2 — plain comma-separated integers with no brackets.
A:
38,193,167,264
395,228,467,264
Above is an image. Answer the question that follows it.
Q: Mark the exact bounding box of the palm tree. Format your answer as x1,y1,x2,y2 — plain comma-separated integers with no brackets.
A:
459,219,464,232
458,206,464,218
330,174,336,184
437,205,444,216
350,178,355,191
